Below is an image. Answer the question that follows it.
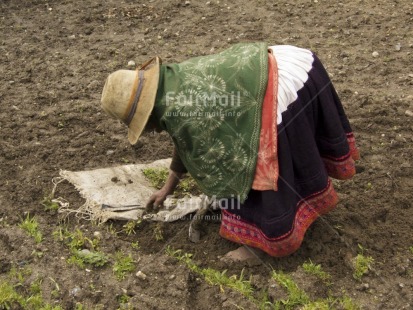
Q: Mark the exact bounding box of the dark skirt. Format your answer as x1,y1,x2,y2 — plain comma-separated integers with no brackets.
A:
219,47,359,257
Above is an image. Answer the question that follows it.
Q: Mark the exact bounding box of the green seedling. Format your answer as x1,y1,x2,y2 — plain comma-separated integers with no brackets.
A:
272,271,310,308
131,241,140,250
31,250,44,258
166,247,254,298
409,246,413,255
153,223,164,241
142,167,169,189
75,303,85,310
166,247,361,309
353,245,374,280
53,227,99,251
68,229,87,250
117,294,130,305
142,167,200,197
49,277,60,299
256,290,274,310
41,196,59,212
365,182,373,192
339,295,361,310
113,252,136,280
68,249,109,268
0,276,64,310
202,268,254,297
177,176,201,196
302,260,331,284
0,281,22,309
123,220,141,235
8,266,32,286
301,300,331,310
53,227,107,270
29,279,42,295
19,213,42,243
107,223,119,236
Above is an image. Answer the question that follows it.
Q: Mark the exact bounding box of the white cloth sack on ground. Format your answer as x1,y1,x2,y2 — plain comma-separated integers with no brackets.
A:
59,158,204,223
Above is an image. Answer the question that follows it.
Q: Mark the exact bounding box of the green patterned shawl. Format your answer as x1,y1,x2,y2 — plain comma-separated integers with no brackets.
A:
153,43,268,202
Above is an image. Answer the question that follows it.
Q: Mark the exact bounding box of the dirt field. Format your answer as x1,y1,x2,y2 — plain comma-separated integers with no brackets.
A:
1,0,412,309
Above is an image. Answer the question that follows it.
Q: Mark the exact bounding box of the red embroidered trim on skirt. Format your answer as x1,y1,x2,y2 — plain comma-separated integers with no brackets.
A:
346,132,360,160
219,180,339,257
322,133,360,180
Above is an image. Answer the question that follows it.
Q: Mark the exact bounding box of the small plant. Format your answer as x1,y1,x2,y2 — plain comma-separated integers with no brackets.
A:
353,245,374,280
166,247,254,298
123,220,141,235
302,260,331,284
0,281,22,309
19,213,42,243
117,294,130,305
177,176,201,196
107,223,119,236
339,295,361,310
49,277,60,299
166,247,361,309
41,196,59,212
131,241,140,250
364,182,373,192
153,223,164,241
53,227,107,270
142,167,169,189
301,300,331,310
272,271,310,308
0,276,64,310
409,246,413,255
31,250,44,258
68,249,109,268
113,252,136,280
53,227,99,251
68,229,88,250
142,167,200,197
29,279,42,295
202,268,254,297
75,303,85,310
8,266,32,286
0,216,8,228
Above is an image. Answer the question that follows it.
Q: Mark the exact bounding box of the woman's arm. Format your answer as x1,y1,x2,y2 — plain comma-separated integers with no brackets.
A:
170,147,188,174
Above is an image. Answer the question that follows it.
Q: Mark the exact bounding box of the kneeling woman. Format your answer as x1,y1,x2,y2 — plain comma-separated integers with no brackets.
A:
101,43,359,257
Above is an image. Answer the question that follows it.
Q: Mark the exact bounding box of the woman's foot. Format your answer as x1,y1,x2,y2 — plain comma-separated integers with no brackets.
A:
220,246,261,265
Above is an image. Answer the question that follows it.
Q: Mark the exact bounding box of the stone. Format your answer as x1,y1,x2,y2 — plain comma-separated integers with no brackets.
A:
405,110,413,117
136,270,147,280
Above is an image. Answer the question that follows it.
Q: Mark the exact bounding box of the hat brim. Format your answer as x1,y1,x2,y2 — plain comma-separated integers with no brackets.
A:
127,58,160,145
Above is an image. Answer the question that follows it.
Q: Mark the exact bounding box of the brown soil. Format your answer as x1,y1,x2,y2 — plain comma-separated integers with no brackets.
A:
1,0,412,309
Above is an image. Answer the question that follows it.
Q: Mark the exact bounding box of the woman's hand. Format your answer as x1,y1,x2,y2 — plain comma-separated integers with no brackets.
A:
145,169,184,212
146,188,171,212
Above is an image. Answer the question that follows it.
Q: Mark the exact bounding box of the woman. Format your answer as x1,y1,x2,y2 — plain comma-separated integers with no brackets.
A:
101,43,359,257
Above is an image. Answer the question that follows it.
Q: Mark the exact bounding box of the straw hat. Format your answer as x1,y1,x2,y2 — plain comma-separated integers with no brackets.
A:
101,57,161,144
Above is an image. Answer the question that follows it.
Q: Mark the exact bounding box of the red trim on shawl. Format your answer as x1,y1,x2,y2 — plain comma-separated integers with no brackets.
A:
219,180,339,257
252,52,279,191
